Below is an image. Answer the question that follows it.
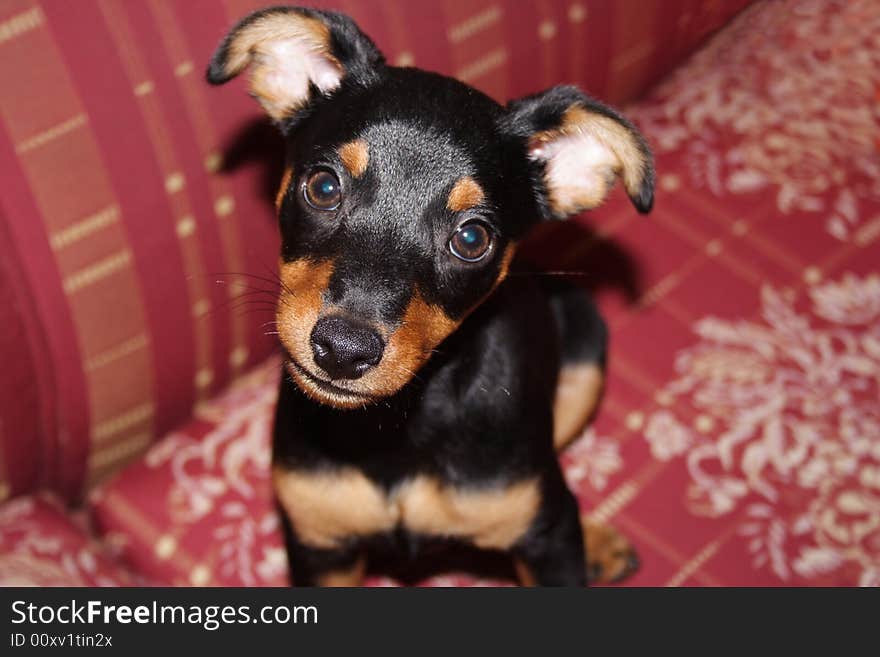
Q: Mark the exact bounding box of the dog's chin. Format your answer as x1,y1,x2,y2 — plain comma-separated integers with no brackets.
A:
285,359,378,410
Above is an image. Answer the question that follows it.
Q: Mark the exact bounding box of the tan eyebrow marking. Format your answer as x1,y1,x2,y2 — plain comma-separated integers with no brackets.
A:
337,139,369,178
276,165,293,210
446,176,485,212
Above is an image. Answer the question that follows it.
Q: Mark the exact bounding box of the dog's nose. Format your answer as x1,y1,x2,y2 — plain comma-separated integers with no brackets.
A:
310,316,384,380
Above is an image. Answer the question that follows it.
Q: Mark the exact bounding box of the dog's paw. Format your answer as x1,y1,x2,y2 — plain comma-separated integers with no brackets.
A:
582,518,639,584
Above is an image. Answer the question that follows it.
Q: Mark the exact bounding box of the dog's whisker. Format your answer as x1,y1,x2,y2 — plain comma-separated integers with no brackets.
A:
224,303,277,316
211,271,282,287
507,271,592,278
258,261,296,298
224,289,279,301
203,298,276,318
212,278,278,292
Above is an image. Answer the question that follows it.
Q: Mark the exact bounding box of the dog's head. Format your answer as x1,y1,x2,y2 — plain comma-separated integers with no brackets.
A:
208,7,654,409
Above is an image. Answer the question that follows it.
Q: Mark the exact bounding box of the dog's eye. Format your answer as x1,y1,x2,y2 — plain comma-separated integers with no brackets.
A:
449,221,492,262
303,170,341,210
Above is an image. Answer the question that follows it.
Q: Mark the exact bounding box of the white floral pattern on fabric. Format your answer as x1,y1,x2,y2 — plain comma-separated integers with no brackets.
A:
0,496,133,586
642,273,880,583
563,428,624,492
145,367,276,526
632,0,880,241
644,411,694,461
142,362,283,586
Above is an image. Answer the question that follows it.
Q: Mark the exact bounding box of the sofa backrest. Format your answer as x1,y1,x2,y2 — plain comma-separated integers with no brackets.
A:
0,0,751,503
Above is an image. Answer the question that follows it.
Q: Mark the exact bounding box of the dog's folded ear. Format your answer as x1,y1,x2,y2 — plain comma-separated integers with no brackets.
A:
207,6,384,123
502,86,654,218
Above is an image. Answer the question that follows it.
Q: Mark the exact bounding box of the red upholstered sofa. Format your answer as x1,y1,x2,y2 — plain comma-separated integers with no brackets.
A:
2,0,878,586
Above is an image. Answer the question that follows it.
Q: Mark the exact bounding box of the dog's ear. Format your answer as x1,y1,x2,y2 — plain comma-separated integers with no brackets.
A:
206,7,384,123
502,86,654,218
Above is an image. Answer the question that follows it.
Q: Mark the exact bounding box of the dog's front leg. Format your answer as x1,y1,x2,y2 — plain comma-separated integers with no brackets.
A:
279,508,366,587
511,467,588,587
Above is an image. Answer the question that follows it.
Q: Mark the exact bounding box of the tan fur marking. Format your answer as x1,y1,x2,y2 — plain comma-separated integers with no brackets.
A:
546,172,612,216
276,166,293,210
273,467,397,549
583,518,638,583
446,176,485,212
531,104,646,215
225,14,334,76
276,246,515,405
562,106,645,199
361,292,459,398
277,270,459,407
274,467,540,553
399,477,541,550
276,259,371,408
495,243,516,289
338,139,369,178
514,560,538,587
356,243,514,399
314,557,366,587
367,242,514,392
553,362,604,450
225,13,340,120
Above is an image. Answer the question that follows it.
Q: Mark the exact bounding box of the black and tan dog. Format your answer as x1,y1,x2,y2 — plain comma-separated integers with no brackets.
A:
208,6,653,586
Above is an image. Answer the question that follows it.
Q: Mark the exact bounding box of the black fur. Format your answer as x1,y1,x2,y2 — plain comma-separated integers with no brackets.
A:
208,6,654,586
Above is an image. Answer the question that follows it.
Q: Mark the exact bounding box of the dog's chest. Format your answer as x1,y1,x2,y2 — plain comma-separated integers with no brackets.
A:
273,466,539,551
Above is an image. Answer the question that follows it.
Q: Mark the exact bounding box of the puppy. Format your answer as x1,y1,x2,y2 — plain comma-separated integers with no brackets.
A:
207,6,653,586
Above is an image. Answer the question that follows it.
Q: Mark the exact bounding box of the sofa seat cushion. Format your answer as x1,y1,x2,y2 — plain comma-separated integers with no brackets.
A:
0,493,135,586
88,359,287,587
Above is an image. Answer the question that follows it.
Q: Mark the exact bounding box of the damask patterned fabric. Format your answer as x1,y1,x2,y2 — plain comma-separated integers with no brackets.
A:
0,494,135,586
0,0,749,503
90,361,285,586
85,0,880,587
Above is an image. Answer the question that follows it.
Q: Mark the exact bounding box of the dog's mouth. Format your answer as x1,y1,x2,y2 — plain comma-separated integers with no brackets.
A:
285,357,375,408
